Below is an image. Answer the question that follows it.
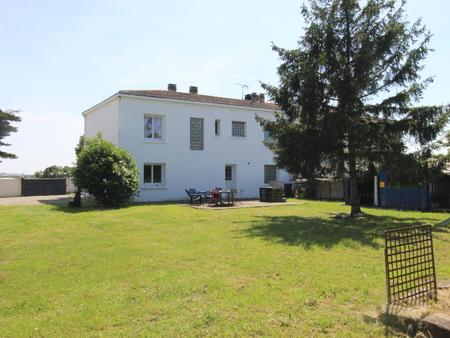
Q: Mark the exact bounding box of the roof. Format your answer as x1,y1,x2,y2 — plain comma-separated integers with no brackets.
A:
118,90,279,110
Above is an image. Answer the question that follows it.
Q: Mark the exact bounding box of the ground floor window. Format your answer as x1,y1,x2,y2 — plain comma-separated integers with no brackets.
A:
144,164,165,185
225,165,232,181
264,165,277,184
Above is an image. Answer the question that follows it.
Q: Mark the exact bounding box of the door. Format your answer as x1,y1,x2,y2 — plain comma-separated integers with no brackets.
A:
225,164,237,190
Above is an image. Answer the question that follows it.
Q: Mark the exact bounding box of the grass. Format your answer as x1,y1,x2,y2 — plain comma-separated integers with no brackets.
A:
0,200,449,337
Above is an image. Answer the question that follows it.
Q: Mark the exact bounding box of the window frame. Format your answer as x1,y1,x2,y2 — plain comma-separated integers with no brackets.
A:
144,114,163,140
232,121,246,138
190,117,204,151
143,163,165,187
225,165,233,181
214,119,221,137
264,165,277,184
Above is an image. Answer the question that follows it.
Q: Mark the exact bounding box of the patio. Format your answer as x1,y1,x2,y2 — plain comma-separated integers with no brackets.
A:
190,199,303,210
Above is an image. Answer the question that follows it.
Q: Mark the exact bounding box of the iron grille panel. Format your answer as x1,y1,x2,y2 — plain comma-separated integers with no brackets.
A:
384,225,437,305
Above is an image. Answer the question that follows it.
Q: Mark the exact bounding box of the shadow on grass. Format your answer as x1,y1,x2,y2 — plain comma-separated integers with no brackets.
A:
41,198,187,214
236,213,450,249
40,199,131,214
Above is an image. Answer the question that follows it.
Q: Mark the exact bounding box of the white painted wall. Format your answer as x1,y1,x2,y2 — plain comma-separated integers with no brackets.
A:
66,177,77,193
83,97,120,145
85,94,291,202
0,178,22,197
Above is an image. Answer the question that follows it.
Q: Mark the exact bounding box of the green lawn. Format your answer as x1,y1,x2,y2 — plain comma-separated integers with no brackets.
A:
0,200,449,337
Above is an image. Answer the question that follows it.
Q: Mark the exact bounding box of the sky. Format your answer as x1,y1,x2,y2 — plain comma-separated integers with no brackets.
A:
1,0,449,174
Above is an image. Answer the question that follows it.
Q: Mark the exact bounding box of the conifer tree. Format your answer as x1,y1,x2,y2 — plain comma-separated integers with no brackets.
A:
260,0,449,215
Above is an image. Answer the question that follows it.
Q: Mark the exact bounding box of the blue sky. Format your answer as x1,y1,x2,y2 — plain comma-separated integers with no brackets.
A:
1,0,449,174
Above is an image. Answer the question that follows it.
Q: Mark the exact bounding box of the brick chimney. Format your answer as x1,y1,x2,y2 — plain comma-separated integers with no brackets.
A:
189,86,198,94
168,83,177,92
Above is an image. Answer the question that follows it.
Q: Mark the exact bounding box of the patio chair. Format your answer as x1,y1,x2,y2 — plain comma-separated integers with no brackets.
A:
185,189,203,205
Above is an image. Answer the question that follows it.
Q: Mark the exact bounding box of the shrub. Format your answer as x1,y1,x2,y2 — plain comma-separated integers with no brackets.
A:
73,134,139,206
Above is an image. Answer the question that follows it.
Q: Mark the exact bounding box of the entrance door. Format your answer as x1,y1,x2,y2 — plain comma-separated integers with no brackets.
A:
225,164,237,190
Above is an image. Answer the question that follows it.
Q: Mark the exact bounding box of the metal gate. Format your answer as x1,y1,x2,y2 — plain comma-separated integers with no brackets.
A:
21,178,67,196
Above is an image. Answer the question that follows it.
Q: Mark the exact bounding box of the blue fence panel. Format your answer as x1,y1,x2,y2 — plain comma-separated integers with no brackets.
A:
379,185,429,210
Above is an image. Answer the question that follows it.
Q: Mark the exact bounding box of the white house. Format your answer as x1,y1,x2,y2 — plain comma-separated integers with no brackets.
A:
82,84,291,202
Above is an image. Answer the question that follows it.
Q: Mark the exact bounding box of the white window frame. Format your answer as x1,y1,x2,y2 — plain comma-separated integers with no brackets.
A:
143,163,166,187
214,119,221,137
144,115,164,141
232,121,246,138
264,165,277,184
225,165,232,181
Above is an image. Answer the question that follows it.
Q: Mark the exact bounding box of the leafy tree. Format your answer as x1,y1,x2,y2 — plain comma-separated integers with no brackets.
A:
34,165,73,178
260,0,449,215
257,11,332,198
0,109,20,161
72,134,139,206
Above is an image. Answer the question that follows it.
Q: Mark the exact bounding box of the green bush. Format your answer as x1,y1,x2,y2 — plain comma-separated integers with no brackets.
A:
73,134,139,206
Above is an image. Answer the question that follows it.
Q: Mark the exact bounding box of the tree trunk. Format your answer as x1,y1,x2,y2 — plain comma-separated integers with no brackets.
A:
70,188,82,208
348,154,361,216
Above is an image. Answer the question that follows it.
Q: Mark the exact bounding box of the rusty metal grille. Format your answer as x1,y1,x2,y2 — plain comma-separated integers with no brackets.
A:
384,225,437,305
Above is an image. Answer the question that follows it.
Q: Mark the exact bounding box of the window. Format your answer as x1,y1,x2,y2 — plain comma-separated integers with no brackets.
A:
225,165,232,181
144,164,165,185
264,165,277,184
232,121,246,137
190,117,204,150
144,115,162,139
215,119,221,136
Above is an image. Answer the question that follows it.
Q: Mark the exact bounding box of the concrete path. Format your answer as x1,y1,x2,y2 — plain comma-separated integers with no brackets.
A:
0,194,73,206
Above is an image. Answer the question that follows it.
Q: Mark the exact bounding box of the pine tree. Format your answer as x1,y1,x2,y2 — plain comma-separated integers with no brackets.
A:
260,0,449,215
0,109,20,162
257,13,332,198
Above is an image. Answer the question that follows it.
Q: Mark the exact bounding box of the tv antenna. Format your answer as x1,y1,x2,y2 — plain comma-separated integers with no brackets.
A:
235,83,249,99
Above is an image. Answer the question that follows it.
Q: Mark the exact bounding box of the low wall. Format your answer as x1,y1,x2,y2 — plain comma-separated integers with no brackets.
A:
0,178,22,197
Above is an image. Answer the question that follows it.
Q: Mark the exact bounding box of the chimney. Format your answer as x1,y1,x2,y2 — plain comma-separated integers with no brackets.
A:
259,93,265,102
244,94,252,101
168,83,177,92
251,92,258,102
189,86,198,94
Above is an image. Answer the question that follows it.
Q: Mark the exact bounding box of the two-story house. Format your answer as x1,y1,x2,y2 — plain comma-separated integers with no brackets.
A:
82,84,290,202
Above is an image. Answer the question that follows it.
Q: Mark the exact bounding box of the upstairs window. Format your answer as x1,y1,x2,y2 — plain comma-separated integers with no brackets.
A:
190,117,204,150
215,119,221,136
232,121,246,137
264,130,272,141
144,115,162,139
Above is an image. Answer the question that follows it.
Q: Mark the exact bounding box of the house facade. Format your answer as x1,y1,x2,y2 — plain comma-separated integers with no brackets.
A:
83,84,290,202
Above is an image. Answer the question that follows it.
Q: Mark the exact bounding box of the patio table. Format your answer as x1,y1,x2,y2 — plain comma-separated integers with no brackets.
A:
219,190,235,206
